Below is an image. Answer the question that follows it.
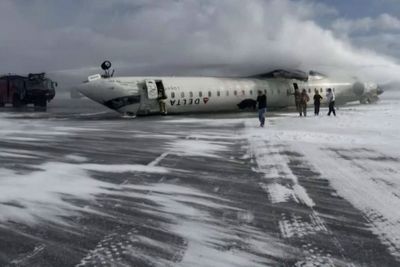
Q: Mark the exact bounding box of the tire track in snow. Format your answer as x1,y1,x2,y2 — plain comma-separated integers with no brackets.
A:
292,144,400,265
77,226,188,267
247,135,337,266
326,148,400,259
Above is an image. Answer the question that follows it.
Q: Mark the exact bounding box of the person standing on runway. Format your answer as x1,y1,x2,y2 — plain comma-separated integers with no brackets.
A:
256,90,267,127
326,88,336,116
293,88,302,116
313,90,323,115
300,89,310,117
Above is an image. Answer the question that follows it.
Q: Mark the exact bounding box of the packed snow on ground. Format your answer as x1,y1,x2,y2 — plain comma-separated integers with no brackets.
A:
245,97,400,258
1,96,399,264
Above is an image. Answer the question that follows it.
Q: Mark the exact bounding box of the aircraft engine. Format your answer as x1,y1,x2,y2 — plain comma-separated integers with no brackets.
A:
376,85,384,95
353,82,384,104
352,82,365,96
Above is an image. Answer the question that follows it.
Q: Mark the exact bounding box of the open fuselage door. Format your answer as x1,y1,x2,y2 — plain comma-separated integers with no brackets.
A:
288,82,300,107
145,80,158,100
141,79,166,114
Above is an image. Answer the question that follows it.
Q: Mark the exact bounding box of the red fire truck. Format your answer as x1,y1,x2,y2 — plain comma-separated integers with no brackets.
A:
0,73,56,110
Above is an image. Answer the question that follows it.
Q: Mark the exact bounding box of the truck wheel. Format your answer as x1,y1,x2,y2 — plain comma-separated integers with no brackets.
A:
34,98,47,111
12,94,22,108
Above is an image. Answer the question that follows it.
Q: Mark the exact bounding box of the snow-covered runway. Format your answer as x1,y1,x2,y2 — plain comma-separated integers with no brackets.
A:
0,99,399,266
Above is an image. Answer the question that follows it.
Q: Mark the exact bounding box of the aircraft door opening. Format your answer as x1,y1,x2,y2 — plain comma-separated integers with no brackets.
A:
287,82,298,96
144,79,167,115
155,80,167,115
293,83,299,91
145,80,158,99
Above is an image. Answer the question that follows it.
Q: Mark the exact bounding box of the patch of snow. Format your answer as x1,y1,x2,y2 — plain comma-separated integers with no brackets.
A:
0,161,169,225
246,129,315,208
65,154,88,162
124,183,287,267
262,182,296,204
0,152,37,159
167,139,227,158
0,162,115,225
81,163,168,174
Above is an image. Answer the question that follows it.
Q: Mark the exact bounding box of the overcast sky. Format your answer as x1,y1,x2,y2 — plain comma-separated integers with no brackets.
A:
1,0,400,85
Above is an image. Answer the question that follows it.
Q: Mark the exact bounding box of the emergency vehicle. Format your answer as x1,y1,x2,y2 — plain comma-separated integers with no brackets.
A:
0,73,56,110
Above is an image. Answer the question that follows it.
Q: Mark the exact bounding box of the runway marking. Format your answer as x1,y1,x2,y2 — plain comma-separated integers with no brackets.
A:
148,152,169,167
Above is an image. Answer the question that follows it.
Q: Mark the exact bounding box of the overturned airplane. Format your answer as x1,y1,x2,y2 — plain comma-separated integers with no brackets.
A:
77,61,383,116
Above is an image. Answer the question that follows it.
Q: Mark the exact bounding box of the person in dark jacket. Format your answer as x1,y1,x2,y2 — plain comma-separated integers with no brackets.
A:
313,90,323,115
256,90,267,127
300,89,310,116
293,88,302,116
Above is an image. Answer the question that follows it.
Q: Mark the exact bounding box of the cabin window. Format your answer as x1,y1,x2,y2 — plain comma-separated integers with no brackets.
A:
199,91,203,97
333,88,336,92
277,89,280,94
242,90,245,96
171,92,175,98
320,88,323,93
264,89,267,94
226,91,229,96
308,88,311,93
234,90,237,96
217,91,220,97
250,90,253,95
208,91,212,97
181,92,185,98
189,91,193,98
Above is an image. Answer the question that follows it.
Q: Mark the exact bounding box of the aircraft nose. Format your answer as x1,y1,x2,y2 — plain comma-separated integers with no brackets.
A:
76,82,96,98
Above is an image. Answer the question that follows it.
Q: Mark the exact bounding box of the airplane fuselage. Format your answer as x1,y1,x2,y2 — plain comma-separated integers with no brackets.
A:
78,74,374,116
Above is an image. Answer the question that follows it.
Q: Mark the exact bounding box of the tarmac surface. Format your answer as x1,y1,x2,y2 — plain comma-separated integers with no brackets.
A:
0,99,399,266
